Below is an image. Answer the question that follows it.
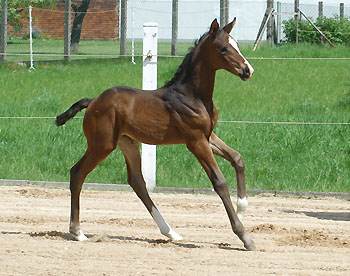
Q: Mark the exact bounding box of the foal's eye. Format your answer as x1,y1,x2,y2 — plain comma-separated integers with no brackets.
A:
220,47,227,53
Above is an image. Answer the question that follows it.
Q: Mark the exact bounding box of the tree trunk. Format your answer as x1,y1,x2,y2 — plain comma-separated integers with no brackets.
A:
71,0,90,54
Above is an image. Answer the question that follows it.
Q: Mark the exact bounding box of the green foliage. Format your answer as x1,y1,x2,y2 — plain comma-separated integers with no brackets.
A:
283,15,350,45
0,0,54,31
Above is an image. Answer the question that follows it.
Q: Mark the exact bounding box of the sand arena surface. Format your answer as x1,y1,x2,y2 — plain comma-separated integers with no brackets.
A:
0,185,349,275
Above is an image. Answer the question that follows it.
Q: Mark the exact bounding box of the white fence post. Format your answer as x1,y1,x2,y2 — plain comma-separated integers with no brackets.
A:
142,22,158,191
29,6,35,69
131,3,135,64
64,0,71,61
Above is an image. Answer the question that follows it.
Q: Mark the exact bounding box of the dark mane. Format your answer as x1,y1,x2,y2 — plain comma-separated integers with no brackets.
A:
163,31,209,88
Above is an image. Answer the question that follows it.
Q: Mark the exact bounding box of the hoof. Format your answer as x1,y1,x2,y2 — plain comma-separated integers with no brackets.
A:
70,229,88,241
244,241,256,251
242,233,256,251
164,229,183,241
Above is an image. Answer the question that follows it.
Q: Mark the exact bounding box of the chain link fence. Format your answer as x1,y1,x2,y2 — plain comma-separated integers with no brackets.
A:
0,0,349,62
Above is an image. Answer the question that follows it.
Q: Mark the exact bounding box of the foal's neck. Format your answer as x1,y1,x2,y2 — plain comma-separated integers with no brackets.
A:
190,43,216,104
168,36,217,105
192,60,216,103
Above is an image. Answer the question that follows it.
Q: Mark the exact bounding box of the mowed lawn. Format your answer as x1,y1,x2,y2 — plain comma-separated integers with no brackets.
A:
1,43,350,192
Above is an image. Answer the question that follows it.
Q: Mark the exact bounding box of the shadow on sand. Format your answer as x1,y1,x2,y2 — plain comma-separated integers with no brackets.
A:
283,210,350,222
1,230,249,251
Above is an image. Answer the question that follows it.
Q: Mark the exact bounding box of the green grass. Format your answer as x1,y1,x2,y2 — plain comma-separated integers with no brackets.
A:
1,43,350,192
6,38,350,63
6,38,195,62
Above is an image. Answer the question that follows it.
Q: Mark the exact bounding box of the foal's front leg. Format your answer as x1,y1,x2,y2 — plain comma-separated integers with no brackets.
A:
187,137,256,251
209,133,248,220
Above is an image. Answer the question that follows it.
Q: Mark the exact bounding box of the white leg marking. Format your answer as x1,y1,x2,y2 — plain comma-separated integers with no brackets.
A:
74,230,88,241
151,206,182,241
237,197,248,221
69,222,88,241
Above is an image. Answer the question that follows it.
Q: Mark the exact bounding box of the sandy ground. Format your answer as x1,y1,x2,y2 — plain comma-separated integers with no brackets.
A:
0,185,349,276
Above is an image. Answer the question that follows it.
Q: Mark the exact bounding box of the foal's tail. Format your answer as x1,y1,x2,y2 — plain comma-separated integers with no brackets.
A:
55,98,93,126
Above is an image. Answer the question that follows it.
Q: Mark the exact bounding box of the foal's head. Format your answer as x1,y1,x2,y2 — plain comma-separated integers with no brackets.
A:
205,18,254,81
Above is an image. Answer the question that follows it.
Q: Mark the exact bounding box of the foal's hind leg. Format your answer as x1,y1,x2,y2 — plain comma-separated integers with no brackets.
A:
118,135,182,241
69,145,114,241
209,133,248,220
187,137,256,250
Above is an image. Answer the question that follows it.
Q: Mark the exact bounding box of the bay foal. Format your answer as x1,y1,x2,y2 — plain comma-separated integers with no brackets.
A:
56,18,256,250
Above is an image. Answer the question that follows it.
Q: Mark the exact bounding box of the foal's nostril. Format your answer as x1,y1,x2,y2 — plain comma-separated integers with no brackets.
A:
238,64,253,81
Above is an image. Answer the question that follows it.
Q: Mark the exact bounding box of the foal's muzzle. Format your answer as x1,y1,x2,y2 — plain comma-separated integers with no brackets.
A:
238,64,254,81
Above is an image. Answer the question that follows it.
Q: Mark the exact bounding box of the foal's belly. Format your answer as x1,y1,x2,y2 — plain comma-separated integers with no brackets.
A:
122,116,186,145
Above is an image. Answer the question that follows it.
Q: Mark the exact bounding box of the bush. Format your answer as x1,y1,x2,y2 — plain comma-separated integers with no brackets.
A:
283,15,350,45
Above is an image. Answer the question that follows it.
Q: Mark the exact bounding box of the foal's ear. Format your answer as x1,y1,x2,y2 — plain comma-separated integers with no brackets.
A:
209,18,219,36
223,17,237,34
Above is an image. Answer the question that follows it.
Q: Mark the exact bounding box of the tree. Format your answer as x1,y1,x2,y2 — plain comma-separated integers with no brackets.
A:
70,0,90,54
1,0,91,54
1,0,54,32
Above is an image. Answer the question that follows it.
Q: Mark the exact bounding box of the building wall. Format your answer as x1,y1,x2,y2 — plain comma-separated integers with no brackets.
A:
9,0,120,41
